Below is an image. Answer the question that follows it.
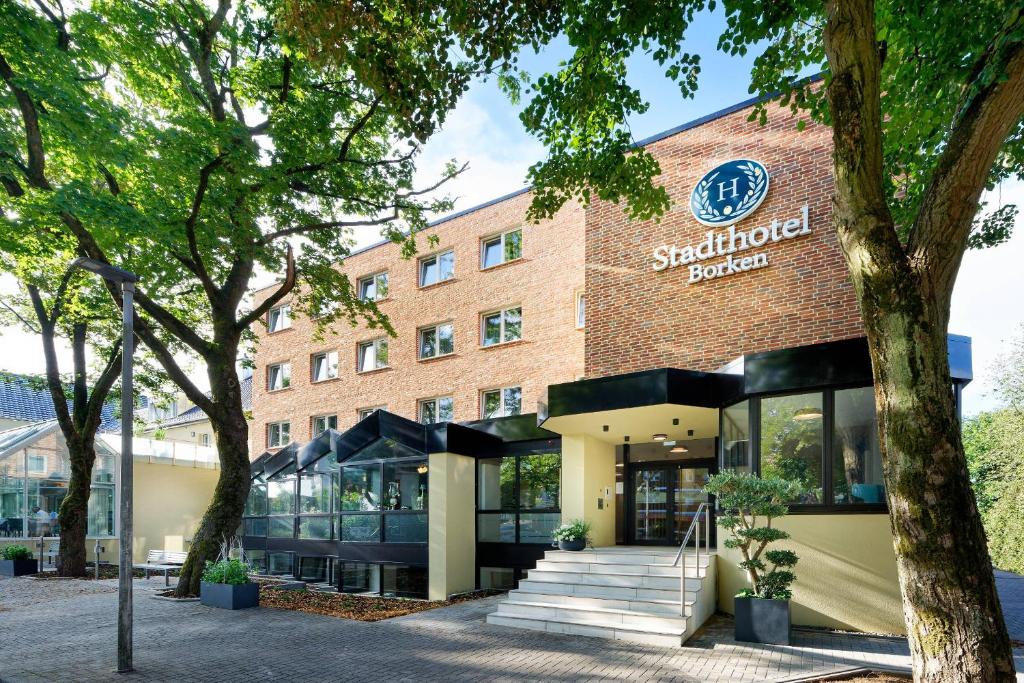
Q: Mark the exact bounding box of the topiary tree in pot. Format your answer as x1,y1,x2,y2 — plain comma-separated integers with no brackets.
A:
704,471,803,645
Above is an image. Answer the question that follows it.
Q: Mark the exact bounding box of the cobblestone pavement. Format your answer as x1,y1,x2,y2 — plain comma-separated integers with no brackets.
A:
0,575,1021,683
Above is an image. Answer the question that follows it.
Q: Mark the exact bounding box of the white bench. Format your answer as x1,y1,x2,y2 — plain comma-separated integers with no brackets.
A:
134,550,188,586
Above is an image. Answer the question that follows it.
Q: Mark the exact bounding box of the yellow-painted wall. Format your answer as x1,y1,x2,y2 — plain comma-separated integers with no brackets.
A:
561,434,616,547
716,514,904,634
133,460,218,562
428,452,476,601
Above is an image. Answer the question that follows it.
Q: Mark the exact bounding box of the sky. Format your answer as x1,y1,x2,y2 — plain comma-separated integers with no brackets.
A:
1,7,1021,415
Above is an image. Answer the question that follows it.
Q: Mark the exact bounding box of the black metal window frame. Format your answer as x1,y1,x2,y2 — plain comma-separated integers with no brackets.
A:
720,383,890,514
338,454,428,545
476,449,561,544
297,469,334,540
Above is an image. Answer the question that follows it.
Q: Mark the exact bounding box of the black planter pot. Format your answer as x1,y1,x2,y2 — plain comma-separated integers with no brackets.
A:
0,559,39,577
200,581,259,610
734,596,791,645
558,539,586,551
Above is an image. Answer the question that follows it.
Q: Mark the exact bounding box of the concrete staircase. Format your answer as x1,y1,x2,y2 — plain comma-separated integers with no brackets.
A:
486,546,716,647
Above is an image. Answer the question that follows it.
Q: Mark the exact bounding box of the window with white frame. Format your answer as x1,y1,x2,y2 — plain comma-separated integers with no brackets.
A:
311,351,339,382
481,387,522,418
357,406,385,421
576,291,586,329
419,250,455,287
267,304,291,332
27,453,45,474
358,271,389,302
267,362,291,391
481,228,522,269
312,414,338,436
267,421,291,448
481,307,522,346
357,338,389,372
419,322,454,359
418,396,454,424
200,433,211,447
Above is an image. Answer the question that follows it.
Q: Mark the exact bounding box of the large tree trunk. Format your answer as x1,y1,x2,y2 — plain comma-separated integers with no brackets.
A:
823,0,1017,678
57,435,96,577
174,357,252,597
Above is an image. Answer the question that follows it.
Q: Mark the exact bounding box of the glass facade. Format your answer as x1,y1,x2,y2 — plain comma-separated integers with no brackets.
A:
477,452,560,544
339,445,429,544
0,436,116,539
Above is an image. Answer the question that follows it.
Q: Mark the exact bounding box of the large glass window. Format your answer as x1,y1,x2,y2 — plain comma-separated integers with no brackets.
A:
478,451,560,544
419,250,455,287
338,445,427,544
760,392,824,504
721,400,751,473
299,473,331,513
340,464,382,511
267,464,296,538
833,387,884,505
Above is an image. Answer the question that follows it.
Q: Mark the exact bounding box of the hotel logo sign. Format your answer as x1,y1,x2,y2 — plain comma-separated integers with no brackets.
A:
653,159,812,284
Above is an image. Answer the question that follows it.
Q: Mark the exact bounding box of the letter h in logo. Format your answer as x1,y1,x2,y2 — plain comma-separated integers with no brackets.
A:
717,176,740,202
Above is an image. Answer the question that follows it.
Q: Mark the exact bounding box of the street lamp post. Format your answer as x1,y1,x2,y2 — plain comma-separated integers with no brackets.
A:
70,257,138,674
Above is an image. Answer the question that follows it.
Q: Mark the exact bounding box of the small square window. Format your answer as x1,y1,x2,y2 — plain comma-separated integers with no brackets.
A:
267,362,292,391
27,454,45,474
419,250,455,287
358,272,389,302
481,386,522,419
312,414,338,436
418,396,454,424
481,228,522,269
267,421,291,448
481,307,522,347
357,339,389,372
311,351,339,382
267,305,291,332
419,323,454,359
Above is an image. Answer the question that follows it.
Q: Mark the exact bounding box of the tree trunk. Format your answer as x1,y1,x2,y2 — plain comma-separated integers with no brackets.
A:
174,358,252,597
57,436,96,577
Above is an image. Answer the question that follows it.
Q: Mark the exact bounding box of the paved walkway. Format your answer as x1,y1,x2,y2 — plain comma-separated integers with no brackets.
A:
0,574,1022,682
998,570,1024,643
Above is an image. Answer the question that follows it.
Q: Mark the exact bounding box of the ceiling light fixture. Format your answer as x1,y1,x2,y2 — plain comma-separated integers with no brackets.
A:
792,407,824,421
670,444,688,453
417,464,428,474
652,433,668,441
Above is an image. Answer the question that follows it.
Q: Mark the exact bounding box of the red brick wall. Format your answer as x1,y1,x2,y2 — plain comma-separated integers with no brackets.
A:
250,192,586,456
584,101,862,377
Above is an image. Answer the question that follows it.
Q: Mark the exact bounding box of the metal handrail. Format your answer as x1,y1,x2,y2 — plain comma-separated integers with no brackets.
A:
671,501,710,617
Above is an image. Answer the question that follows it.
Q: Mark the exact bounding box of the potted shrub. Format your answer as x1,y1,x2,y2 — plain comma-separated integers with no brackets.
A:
0,545,38,577
200,558,258,610
704,472,802,645
552,519,591,551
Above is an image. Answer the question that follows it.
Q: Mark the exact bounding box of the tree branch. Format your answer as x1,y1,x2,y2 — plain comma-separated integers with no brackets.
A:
26,285,74,435
83,339,123,436
235,246,295,331
183,155,226,299
0,53,52,190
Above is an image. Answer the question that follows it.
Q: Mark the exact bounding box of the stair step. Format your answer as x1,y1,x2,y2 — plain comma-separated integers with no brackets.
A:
534,560,695,577
510,590,691,617
544,549,710,567
517,578,687,603
485,613,685,648
525,569,703,591
496,599,690,630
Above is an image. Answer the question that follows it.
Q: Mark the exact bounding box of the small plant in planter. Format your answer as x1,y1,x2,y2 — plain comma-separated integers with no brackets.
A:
0,545,38,577
704,471,803,645
200,558,258,610
552,519,591,551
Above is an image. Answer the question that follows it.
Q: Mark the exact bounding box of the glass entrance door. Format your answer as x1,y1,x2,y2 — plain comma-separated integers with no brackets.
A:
629,460,715,546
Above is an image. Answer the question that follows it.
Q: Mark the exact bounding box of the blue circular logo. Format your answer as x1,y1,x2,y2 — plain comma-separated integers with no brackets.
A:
689,159,770,227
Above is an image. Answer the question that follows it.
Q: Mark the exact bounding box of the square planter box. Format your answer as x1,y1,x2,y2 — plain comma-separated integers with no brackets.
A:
0,559,39,577
200,581,259,610
734,596,791,645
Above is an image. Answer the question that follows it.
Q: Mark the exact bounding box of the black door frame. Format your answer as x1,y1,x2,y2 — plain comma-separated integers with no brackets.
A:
625,454,717,547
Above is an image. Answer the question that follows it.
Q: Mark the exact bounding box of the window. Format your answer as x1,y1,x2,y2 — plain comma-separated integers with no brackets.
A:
759,392,824,504
478,452,560,544
27,454,45,474
833,387,884,505
576,291,586,329
481,228,522,268
338,561,427,599
357,339,389,372
338,442,428,545
481,386,522,419
419,250,455,287
357,406,384,421
720,400,751,473
311,351,338,382
267,304,291,332
267,421,291,448
419,323,454,359
267,362,291,391
358,271,389,302
481,307,522,347
267,464,297,538
418,397,453,424
298,471,332,540
312,414,338,436
200,433,211,447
